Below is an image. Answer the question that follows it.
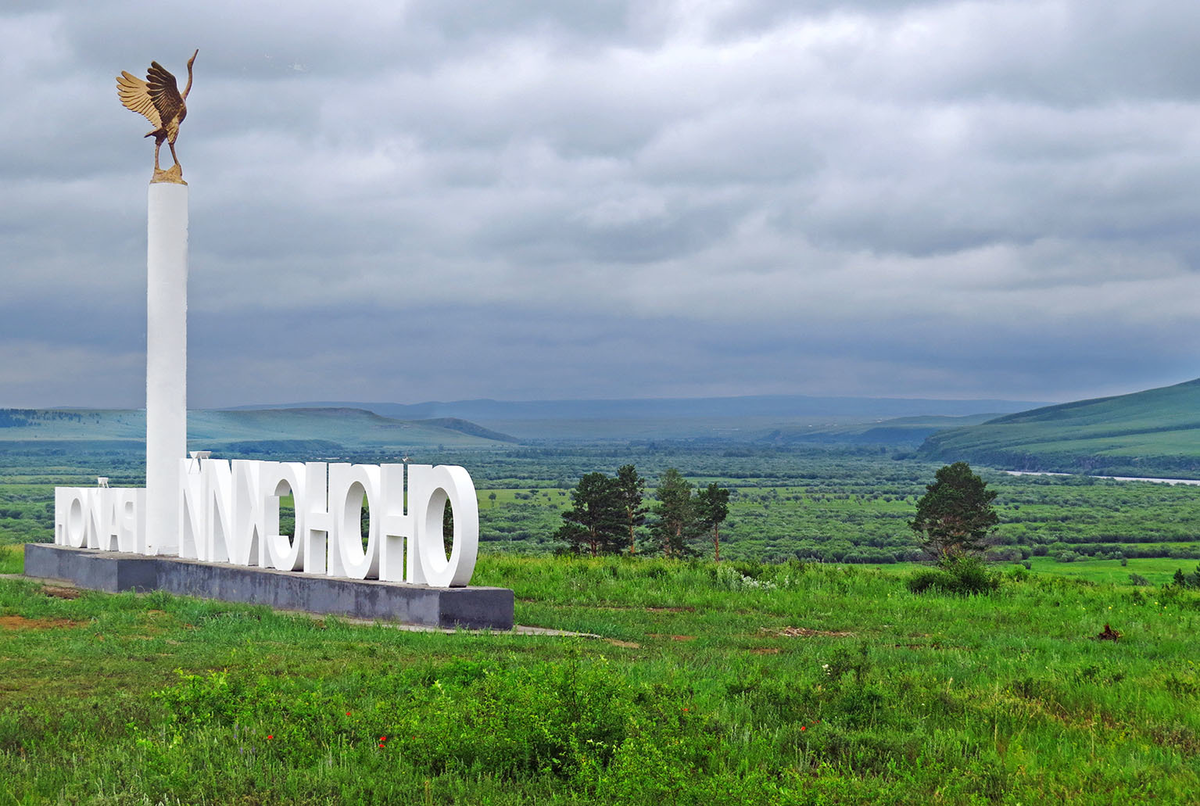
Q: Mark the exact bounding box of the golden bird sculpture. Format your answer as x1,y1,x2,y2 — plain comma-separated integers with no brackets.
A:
117,50,198,184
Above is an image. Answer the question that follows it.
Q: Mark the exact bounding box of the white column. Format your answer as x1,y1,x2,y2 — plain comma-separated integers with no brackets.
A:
146,182,188,555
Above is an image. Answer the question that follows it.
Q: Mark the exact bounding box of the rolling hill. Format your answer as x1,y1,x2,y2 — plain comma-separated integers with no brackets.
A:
758,414,1001,446
228,394,1048,441
919,377,1200,477
0,408,516,456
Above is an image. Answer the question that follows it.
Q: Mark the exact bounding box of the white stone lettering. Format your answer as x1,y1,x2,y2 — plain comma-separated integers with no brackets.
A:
54,459,479,588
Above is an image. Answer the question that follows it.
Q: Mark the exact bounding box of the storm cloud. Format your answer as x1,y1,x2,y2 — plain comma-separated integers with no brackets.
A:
2,0,1198,407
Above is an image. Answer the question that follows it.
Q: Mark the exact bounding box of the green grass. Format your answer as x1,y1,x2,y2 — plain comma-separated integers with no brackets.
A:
2,552,1199,803
1025,556,1197,586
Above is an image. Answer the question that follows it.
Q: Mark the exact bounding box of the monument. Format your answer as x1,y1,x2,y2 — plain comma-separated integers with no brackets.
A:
25,52,513,630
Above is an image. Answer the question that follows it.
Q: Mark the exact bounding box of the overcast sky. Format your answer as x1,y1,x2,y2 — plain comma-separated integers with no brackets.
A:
3,0,1199,408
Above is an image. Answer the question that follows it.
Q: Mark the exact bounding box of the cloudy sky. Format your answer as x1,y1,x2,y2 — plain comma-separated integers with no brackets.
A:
3,0,1199,408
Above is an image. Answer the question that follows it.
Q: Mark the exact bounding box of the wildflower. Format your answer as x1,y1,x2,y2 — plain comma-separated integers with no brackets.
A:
800,726,806,731
267,735,273,740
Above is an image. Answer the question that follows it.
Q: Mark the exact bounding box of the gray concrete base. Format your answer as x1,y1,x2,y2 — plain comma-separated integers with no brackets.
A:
24,543,514,630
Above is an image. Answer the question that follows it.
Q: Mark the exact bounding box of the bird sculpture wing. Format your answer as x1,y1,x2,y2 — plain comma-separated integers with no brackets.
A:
145,61,185,124
116,70,162,129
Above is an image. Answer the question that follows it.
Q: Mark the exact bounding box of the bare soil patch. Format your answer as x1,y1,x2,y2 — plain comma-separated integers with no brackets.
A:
41,585,82,600
0,615,80,631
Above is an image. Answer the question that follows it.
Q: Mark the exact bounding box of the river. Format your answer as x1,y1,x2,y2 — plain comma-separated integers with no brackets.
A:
1002,470,1200,486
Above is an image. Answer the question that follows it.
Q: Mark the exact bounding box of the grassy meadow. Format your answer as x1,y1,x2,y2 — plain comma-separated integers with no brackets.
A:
2,553,1199,803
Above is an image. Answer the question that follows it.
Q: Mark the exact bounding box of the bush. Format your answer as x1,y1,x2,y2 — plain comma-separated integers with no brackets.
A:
908,555,999,596
1128,573,1152,587
1007,565,1030,582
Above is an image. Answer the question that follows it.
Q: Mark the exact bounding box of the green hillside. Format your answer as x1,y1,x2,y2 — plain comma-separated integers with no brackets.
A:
0,408,514,454
919,378,1200,476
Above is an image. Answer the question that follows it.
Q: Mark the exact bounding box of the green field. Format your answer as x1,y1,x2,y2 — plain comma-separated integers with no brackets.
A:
6,445,1200,565
2,553,1198,803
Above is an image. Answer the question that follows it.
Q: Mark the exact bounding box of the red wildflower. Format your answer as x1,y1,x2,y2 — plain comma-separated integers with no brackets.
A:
267,735,273,740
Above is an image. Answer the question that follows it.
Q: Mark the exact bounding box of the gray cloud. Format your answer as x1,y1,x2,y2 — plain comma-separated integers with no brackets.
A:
3,0,1199,409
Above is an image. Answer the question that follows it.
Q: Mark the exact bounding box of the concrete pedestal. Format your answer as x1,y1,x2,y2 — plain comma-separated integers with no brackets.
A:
24,543,514,630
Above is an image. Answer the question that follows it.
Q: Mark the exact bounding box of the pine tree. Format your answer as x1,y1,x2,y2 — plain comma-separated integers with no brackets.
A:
695,482,731,561
556,472,625,556
652,468,697,558
615,464,648,554
909,462,998,558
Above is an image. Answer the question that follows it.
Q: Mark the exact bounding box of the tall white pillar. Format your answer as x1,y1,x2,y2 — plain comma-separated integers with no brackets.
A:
146,183,188,554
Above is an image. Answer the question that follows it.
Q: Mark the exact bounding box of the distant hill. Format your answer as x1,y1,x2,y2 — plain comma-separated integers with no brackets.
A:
760,414,1002,446
0,408,515,455
919,378,1200,477
228,395,1049,441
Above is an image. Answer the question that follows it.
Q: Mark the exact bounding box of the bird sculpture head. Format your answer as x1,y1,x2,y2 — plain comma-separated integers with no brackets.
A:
183,49,198,100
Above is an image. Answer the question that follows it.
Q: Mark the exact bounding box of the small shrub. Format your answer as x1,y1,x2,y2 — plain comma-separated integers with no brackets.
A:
823,643,872,686
907,568,955,594
907,555,999,596
1170,566,1200,589
1128,573,1152,587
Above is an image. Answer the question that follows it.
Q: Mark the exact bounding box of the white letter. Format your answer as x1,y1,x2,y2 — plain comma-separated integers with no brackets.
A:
202,459,233,563
379,464,410,582
116,489,145,553
329,463,381,580
408,465,478,588
303,462,330,575
259,462,306,571
179,458,204,559
230,460,267,566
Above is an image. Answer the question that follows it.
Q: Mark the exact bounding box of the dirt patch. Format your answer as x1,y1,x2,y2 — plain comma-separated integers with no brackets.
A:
1096,624,1122,642
41,585,82,600
751,647,781,655
645,606,696,614
0,615,80,631
648,633,696,642
606,639,641,649
766,626,855,639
